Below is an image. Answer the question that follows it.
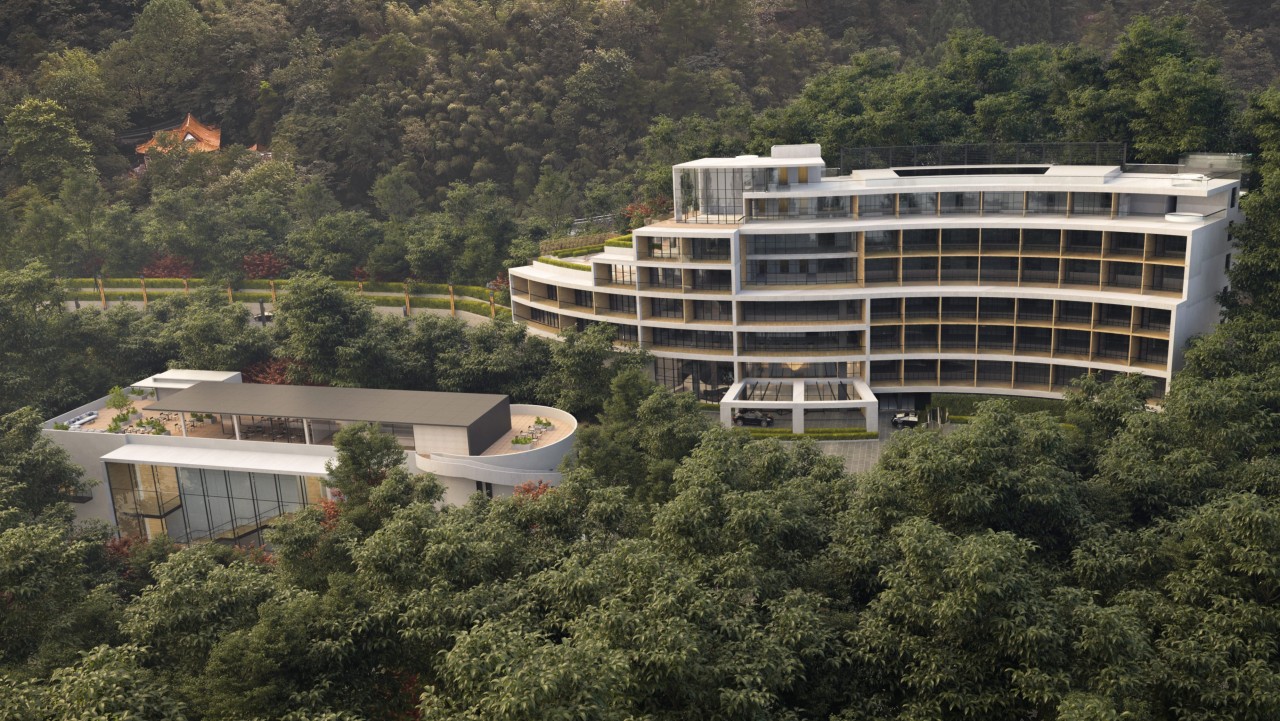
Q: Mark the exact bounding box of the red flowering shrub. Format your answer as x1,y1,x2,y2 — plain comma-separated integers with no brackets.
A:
513,479,553,500
242,251,287,279
142,254,194,278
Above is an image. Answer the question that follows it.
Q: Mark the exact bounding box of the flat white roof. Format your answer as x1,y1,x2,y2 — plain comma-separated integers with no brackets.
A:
675,155,823,169
101,443,334,477
133,369,242,390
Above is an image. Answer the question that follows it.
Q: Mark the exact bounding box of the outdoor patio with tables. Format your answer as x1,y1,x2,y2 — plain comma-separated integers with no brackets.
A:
70,397,340,445
479,413,572,456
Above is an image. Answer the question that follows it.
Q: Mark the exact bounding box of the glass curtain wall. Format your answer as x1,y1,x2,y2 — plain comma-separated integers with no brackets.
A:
107,463,325,545
676,168,745,223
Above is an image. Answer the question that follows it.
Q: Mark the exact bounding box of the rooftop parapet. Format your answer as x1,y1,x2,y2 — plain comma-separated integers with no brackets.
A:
838,142,1128,174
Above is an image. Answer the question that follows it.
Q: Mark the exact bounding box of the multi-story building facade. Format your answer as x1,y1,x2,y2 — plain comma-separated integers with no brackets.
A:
509,143,1243,433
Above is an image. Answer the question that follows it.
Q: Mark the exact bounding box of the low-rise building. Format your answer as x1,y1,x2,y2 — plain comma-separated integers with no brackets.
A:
45,370,576,544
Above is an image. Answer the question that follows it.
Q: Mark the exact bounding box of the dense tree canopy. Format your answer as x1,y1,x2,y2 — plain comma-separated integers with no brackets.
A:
5,2,1280,719
0,4,1272,284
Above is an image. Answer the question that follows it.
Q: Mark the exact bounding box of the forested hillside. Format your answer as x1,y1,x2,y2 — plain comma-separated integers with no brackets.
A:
7,2,1280,719
0,0,1276,286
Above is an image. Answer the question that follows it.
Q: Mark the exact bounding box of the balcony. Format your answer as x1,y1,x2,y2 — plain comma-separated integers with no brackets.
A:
979,269,1018,284
740,332,864,356
747,234,854,256
745,272,857,287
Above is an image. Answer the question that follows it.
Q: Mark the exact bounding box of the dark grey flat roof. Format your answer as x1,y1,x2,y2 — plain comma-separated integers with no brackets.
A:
149,382,508,428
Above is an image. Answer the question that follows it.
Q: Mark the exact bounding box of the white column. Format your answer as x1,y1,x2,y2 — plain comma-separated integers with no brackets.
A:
791,381,805,434
232,415,241,441
179,412,188,437
303,419,312,445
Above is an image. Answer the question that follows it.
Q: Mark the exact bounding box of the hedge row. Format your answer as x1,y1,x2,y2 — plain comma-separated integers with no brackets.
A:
66,290,510,320
746,427,879,441
355,295,509,318
535,257,591,271
65,277,495,301
930,392,1065,417
604,235,633,248
540,232,611,253
545,244,604,258
72,278,208,290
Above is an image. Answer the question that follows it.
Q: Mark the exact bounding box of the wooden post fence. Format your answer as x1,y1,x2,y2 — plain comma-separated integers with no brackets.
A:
448,285,456,316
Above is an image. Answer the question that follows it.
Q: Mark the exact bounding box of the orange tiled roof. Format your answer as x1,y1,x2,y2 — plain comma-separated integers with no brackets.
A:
135,114,221,154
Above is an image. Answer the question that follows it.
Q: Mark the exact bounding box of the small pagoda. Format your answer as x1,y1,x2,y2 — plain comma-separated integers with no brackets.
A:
135,113,222,155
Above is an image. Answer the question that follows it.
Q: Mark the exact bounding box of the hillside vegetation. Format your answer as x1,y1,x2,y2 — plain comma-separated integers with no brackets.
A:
0,1,1276,286
5,3,1280,719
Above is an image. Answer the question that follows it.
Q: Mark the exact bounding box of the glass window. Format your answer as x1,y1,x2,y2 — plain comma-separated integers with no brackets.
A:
898,193,937,215
939,192,979,214
859,194,895,217
982,192,1022,214
651,297,683,318
1027,192,1067,214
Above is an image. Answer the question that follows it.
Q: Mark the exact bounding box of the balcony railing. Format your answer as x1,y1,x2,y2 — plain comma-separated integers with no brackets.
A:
745,272,857,286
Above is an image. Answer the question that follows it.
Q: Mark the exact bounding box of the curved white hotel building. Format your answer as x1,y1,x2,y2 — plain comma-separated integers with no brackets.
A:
509,144,1242,433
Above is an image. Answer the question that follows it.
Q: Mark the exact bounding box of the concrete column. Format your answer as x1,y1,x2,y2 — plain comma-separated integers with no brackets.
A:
791,381,805,434
179,412,188,437
232,415,241,441
864,402,880,435
303,419,312,445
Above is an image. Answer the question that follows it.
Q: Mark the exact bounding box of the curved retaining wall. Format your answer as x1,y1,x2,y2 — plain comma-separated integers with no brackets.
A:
416,404,577,486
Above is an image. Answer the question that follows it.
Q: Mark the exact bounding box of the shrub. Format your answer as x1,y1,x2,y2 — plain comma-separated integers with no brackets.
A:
535,257,590,271
242,251,287,279
604,235,633,248
142,278,206,289
930,393,1065,417
745,427,879,441
540,233,611,253
142,255,194,278
547,244,604,258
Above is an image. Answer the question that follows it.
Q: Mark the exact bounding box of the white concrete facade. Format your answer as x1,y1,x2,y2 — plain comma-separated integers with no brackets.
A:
510,144,1243,433
45,374,577,541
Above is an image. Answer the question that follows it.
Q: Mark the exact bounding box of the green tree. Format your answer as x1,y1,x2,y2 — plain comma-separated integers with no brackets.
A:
33,49,128,174
0,645,190,721
121,545,277,678
3,99,93,192
148,287,271,372
538,323,647,421
370,164,422,222
285,210,383,279
271,274,375,386
102,0,209,118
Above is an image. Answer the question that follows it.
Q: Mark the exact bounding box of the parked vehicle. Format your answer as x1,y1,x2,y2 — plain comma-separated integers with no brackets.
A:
891,411,920,429
733,410,774,427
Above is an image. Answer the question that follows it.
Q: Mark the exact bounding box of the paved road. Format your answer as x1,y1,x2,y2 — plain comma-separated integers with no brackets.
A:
64,299,496,327
815,439,887,474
